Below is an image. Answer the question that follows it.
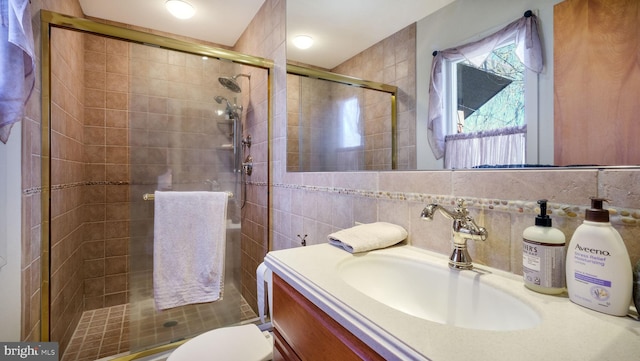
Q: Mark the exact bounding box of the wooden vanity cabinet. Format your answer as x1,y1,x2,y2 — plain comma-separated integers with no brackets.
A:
272,274,385,361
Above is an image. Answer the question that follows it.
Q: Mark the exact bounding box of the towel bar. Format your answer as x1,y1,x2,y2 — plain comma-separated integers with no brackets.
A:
143,192,233,201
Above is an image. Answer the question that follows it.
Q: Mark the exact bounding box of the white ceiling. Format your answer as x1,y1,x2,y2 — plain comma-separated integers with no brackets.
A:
287,0,456,68
79,0,456,69
78,0,265,47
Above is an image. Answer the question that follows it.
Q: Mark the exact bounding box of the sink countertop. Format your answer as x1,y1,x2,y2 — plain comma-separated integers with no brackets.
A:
265,243,640,361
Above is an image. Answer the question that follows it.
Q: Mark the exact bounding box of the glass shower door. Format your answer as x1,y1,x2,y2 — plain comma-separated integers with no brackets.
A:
126,43,254,352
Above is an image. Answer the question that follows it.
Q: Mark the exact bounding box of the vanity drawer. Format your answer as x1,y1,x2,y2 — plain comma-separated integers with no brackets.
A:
272,274,384,361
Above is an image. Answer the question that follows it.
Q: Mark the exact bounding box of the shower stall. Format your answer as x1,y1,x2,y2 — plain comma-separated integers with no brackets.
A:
126,44,254,352
42,11,272,360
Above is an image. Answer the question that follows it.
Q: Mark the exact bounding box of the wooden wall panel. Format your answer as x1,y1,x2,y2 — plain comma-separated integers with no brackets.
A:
554,0,640,166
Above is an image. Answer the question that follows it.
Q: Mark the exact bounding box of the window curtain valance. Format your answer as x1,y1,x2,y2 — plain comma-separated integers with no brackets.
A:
444,125,527,169
427,11,543,160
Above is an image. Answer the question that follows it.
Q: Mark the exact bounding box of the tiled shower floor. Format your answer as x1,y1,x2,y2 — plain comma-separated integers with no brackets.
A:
62,305,129,361
62,294,257,361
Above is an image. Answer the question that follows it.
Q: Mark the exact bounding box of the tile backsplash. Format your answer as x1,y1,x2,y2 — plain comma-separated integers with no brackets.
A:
271,169,640,276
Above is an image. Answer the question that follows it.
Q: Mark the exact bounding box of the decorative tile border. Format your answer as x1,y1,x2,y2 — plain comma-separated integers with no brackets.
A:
273,183,640,226
23,181,131,196
26,181,640,226
26,180,266,196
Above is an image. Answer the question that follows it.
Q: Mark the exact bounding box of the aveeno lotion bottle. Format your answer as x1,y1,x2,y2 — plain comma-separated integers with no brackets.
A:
566,198,632,316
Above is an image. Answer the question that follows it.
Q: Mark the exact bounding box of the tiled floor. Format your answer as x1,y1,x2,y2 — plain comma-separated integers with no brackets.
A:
62,289,257,361
62,305,129,361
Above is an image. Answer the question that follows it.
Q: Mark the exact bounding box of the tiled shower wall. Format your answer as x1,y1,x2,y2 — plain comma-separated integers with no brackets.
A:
286,76,391,171
286,75,332,172
82,33,130,310
286,23,416,173
21,0,86,345
49,27,85,351
234,0,286,313
332,23,417,171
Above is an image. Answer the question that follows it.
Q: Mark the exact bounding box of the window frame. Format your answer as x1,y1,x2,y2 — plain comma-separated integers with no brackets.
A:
443,42,539,165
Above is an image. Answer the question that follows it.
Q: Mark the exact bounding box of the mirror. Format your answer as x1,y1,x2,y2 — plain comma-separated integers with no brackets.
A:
286,65,398,172
286,0,640,170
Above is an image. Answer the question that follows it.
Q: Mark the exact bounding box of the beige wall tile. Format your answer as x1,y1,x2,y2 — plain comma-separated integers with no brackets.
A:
106,53,128,75
104,257,127,276
106,73,128,92
106,91,127,110
599,169,640,209
452,170,598,205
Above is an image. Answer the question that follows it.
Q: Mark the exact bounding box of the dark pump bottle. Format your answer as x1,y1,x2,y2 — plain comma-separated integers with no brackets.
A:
522,199,566,294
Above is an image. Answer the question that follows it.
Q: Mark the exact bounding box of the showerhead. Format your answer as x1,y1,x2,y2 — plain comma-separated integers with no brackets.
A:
214,96,232,113
218,73,250,93
214,95,228,105
219,77,241,93
214,95,243,117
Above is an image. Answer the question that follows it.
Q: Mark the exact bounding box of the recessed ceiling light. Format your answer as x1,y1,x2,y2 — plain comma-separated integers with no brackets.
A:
293,35,314,50
165,0,196,20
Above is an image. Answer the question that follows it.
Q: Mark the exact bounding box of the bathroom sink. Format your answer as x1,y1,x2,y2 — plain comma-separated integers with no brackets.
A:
338,253,541,331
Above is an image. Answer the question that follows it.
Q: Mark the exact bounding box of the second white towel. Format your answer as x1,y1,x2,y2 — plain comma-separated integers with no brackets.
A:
328,222,408,253
153,191,228,310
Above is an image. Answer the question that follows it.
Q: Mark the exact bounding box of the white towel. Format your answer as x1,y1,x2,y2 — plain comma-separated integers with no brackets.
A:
153,191,228,310
328,222,408,253
0,0,35,143
256,262,273,324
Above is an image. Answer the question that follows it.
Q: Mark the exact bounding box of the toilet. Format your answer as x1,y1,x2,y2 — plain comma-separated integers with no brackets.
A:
167,264,274,361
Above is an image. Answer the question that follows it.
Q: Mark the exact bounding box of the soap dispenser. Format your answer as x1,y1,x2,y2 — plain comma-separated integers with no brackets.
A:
522,199,566,294
566,198,633,316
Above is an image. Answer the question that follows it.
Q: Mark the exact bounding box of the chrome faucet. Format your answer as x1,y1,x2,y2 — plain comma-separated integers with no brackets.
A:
420,199,488,270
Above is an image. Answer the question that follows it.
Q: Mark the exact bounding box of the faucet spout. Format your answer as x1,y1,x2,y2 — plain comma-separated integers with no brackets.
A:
420,199,488,270
420,203,456,220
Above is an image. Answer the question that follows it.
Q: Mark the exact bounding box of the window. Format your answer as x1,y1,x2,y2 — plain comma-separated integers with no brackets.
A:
448,42,525,134
339,98,362,148
442,41,530,168
427,12,543,166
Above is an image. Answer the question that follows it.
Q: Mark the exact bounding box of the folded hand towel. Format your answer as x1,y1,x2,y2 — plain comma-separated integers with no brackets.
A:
0,0,36,143
328,222,408,253
153,191,228,310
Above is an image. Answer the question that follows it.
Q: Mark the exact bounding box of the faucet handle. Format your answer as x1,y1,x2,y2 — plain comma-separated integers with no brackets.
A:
465,219,488,241
453,198,469,217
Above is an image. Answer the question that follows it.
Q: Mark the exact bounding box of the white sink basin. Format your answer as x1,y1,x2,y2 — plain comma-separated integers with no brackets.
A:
338,253,541,331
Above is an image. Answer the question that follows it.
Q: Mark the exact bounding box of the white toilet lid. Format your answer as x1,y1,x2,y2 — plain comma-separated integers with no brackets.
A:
167,324,273,361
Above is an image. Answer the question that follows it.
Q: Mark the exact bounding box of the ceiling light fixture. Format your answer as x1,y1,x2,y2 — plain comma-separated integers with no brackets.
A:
165,0,196,20
293,35,314,50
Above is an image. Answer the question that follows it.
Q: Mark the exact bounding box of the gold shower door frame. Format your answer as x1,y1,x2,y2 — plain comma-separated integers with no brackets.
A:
40,10,274,359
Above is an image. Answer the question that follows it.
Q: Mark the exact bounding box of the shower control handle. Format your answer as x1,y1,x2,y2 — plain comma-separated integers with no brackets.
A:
242,156,253,176
242,135,252,148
